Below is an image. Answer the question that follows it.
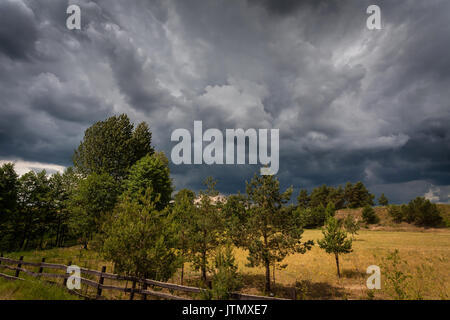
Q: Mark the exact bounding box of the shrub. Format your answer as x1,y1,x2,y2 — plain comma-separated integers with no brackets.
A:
100,188,180,281
208,245,242,300
381,250,411,300
407,197,442,227
296,204,328,228
362,206,379,224
388,198,443,227
388,205,403,223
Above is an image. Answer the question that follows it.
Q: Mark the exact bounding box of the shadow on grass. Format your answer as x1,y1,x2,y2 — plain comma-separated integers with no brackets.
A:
294,280,347,300
240,274,347,300
341,269,366,279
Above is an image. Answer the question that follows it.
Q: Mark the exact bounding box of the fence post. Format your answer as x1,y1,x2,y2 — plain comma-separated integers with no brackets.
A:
141,281,148,300
129,279,137,300
15,256,23,278
38,257,45,278
63,260,72,287
96,266,106,299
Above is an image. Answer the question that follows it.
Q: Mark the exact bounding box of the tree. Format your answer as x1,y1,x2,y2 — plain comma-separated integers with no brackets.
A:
101,188,180,281
406,197,442,227
121,152,173,210
0,163,18,251
343,214,360,238
388,205,403,223
244,174,313,293
48,167,80,247
222,193,248,247
362,205,379,224
73,114,154,181
189,177,224,284
15,170,53,250
296,189,310,209
344,182,375,208
318,214,353,277
68,172,119,248
309,185,332,208
378,193,389,206
387,198,442,227
172,188,196,285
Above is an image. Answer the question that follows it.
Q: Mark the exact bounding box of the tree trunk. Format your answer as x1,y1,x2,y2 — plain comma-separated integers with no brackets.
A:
181,263,184,285
201,250,207,284
272,264,276,288
265,259,271,293
335,254,341,278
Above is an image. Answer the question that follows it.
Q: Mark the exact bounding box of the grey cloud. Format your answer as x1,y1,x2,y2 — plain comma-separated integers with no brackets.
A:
0,0,449,203
0,0,38,60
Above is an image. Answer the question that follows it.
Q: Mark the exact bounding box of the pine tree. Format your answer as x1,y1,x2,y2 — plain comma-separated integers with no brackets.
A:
172,189,196,285
378,193,389,206
318,214,353,277
296,189,310,209
189,177,223,284
244,174,313,293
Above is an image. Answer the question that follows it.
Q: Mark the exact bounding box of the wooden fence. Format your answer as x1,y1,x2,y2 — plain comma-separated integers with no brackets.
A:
0,255,288,300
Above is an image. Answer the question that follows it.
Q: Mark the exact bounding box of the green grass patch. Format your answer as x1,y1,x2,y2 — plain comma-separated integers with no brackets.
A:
0,278,81,300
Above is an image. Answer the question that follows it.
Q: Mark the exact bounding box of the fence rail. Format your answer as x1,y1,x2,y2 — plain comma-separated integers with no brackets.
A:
0,255,288,300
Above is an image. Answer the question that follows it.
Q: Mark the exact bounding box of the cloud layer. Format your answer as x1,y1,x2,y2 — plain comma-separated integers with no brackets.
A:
0,0,449,203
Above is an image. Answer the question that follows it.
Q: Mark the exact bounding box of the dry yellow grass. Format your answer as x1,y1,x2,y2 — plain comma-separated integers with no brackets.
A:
224,229,450,299
4,228,450,300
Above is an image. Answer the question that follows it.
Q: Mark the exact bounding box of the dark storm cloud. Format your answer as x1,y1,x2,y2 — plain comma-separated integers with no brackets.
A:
0,0,449,203
0,0,38,60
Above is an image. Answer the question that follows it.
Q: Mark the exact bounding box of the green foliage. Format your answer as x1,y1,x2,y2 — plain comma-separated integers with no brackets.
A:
344,182,375,209
0,163,18,250
172,188,196,284
244,174,313,292
318,215,352,277
362,205,379,224
343,214,360,237
296,182,375,214
73,114,154,181
378,193,389,206
122,152,173,210
189,177,224,283
387,198,443,227
15,170,54,250
296,189,310,209
295,202,335,228
101,189,180,280
388,205,404,223
68,172,119,248
207,244,242,300
381,250,411,300
0,165,81,252
222,193,248,246
406,197,442,227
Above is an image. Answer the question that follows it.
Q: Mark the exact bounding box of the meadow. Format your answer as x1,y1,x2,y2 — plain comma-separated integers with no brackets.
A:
3,227,449,300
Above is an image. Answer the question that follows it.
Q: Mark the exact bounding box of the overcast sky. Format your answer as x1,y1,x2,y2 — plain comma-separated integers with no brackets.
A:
0,0,449,203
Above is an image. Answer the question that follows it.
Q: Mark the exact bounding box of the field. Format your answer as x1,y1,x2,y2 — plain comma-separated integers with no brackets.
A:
3,227,449,300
